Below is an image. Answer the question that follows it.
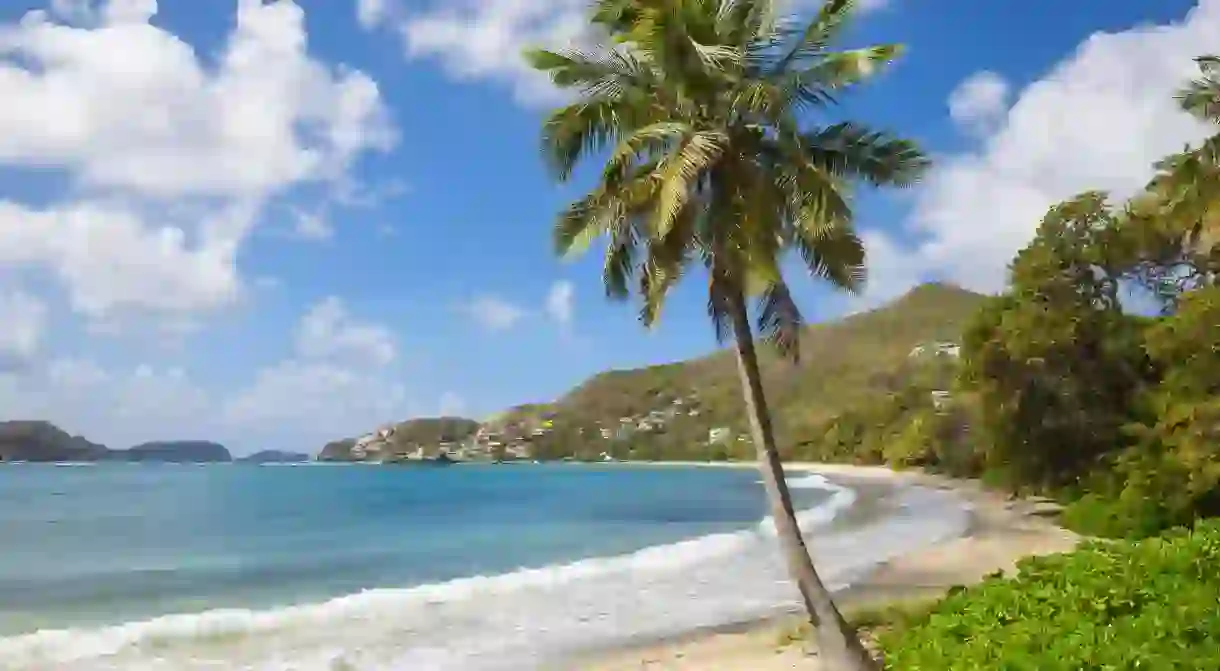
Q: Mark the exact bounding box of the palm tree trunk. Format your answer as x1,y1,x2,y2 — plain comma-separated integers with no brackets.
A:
725,288,878,671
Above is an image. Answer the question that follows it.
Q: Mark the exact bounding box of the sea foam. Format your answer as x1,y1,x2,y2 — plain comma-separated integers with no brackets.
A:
0,473,967,670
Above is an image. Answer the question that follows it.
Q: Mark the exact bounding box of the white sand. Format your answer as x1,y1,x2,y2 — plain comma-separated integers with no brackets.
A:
580,463,1080,670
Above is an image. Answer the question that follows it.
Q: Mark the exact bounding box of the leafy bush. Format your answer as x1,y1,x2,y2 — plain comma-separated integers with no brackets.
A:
879,519,1220,670
1061,492,1178,540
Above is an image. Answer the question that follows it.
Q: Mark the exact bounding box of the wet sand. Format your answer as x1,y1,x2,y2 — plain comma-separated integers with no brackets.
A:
578,464,1079,670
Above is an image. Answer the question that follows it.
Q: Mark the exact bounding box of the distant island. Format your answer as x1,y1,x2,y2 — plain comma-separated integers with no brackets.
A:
0,422,232,463
238,450,311,464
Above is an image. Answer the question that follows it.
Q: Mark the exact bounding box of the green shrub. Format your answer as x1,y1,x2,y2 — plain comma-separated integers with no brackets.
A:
879,519,1220,670
1060,493,1170,539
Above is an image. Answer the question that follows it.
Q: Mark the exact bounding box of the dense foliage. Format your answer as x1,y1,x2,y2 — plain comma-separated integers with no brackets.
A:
878,519,1220,670
788,57,1220,540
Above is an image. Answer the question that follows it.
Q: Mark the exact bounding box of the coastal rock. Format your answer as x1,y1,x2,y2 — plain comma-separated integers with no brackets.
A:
238,450,310,464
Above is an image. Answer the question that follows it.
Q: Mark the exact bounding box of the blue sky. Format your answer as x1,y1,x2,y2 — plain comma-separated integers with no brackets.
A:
0,0,1214,454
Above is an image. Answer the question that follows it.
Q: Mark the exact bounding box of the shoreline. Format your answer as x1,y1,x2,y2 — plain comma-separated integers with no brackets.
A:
576,463,1080,670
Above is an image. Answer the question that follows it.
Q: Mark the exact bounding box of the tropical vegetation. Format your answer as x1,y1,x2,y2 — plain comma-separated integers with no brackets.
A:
526,0,928,666
522,5,1220,664
876,519,1220,669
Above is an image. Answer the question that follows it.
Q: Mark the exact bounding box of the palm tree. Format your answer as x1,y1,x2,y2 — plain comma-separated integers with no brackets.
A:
1149,56,1220,253
525,0,927,668
1177,55,1220,125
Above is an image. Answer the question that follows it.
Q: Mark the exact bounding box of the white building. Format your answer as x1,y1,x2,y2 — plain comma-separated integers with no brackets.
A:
909,341,961,359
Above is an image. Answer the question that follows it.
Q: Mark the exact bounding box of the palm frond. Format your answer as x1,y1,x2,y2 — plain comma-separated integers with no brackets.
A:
525,47,650,93
770,0,856,74
605,122,693,178
799,122,930,188
540,98,634,181
640,204,699,326
779,44,903,111
1175,55,1220,124
791,220,867,292
554,191,625,258
757,280,804,362
720,0,777,49
652,130,728,240
774,152,854,228
603,222,639,300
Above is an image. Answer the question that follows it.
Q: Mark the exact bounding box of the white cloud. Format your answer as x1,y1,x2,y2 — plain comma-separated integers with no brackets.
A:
545,280,574,327
0,200,243,317
295,296,397,366
289,206,334,241
399,0,590,106
220,359,408,434
0,1,393,198
399,0,892,106
853,0,890,13
947,70,1010,137
356,0,389,29
863,0,1220,301
224,297,404,442
0,359,214,447
0,0,394,324
218,296,409,444
0,290,46,366
462,295,527,332
48,0,96,24
0,298,411,453
850,231,927,311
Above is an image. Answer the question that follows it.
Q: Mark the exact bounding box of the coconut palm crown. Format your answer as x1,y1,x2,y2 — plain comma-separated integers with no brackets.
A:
527,0,928,357
1149,55,1220,254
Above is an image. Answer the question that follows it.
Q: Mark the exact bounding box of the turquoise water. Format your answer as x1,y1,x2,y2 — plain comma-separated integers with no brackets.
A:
0,463,968,670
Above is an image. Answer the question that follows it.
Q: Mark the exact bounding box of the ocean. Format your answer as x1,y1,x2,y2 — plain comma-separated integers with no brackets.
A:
0,463,969,670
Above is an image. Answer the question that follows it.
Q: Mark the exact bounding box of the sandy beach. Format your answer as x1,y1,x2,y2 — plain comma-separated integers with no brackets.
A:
579,462,1080,670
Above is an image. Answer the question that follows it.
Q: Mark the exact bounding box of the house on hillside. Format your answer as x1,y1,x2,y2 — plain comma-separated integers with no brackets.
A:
909,341,961,359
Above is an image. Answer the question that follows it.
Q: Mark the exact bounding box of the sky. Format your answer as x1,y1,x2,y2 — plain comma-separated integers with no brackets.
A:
0,0,1215,454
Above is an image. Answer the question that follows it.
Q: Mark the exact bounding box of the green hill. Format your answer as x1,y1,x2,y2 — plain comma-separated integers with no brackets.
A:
315,283,985,461
514,282,985,460
316,282,985,462
317,417,480,462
